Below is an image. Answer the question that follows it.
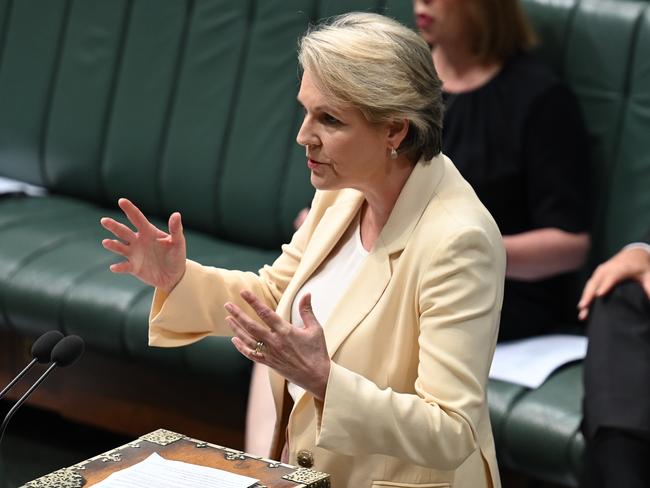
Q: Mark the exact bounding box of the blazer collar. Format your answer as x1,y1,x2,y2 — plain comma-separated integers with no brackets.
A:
376,154,445,254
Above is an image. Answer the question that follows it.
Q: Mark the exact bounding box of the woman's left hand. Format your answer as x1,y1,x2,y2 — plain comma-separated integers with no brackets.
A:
225,291,331,401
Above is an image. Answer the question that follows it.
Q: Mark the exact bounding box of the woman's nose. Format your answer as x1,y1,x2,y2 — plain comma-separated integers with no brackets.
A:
296,117,318,148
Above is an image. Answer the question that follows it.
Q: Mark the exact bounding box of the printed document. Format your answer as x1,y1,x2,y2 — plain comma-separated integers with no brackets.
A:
92,452,259,488
489,334,587,389
0,176,46,196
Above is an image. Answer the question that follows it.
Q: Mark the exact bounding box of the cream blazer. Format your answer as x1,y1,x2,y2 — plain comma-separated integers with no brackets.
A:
149,154,505,488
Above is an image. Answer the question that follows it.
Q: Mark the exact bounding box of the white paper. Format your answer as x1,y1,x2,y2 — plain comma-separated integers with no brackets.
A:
0,176,47,196
489,334,587,389
91,452,259,488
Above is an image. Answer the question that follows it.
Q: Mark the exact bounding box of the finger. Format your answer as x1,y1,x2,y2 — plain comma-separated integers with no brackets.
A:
577,306,589,321
224,302,269,340
594,274,617,298
298,293,320,329
100,217,137,243
240,290,283,331
102,239,130,258
109,261,132,274
231,336,264,363
578,273,600,310
168,212,185,244
225,316,258,349
118,198,153,232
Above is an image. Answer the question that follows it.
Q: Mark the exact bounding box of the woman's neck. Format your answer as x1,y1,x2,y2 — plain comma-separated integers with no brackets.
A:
358,158,414,251
432,44,502,94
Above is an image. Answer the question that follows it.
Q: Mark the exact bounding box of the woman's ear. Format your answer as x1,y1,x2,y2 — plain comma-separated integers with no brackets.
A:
386,118,409,152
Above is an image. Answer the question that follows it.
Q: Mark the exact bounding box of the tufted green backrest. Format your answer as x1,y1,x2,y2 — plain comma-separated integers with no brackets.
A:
522,0,650,262
0,0,415,249
4,0,645,258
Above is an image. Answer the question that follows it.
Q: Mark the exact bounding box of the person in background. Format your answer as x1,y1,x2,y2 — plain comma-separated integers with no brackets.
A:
101,13,506,487
297,0,592,338
413,0,591,341
578,233,650,488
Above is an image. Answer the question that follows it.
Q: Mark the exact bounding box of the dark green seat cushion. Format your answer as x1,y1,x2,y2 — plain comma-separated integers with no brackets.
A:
501,364,584,487
487,379,528,455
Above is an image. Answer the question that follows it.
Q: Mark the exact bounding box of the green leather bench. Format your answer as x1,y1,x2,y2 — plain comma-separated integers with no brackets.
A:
489,1,650,485
1,0,649,486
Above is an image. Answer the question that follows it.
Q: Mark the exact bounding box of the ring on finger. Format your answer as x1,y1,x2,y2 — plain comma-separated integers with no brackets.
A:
254,340,265,355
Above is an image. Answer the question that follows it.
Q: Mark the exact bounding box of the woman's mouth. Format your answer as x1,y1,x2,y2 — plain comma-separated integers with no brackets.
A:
307,158,323,170
415,14,433,30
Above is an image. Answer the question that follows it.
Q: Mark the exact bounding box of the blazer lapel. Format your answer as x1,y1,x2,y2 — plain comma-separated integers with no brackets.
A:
275,193,364,321
269,191,364,438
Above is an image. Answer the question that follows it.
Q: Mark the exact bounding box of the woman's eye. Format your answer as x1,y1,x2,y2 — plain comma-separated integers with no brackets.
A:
323,113,340,125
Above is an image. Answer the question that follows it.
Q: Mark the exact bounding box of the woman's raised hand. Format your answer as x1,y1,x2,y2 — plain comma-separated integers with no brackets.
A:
101,198,187,294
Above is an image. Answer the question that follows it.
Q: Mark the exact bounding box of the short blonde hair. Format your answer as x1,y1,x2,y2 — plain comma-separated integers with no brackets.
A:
298,12,443,162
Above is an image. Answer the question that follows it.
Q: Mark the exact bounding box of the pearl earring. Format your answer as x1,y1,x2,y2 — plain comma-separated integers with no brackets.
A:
390,147,398,160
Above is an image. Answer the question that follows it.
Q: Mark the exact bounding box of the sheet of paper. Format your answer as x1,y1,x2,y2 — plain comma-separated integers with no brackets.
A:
489,334,587,389
0,176,47,196
92,452,259,488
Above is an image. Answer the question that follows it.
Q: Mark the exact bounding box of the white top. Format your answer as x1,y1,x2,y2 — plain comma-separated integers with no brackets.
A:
287,214,369,402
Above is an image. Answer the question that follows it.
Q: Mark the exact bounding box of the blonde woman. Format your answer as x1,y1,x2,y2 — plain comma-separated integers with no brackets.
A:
102,13,505,487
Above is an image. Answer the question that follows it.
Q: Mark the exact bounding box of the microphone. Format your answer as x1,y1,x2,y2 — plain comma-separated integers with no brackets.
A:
0,335,85,447
0,330,64,401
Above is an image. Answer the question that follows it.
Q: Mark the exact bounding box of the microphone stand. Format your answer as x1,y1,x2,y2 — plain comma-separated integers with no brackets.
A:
0,442,4,488
0,358,40,487
0,358,38,401
0,444,4,488
1,353,44,486
0,363,58,448
0,363,58,487
0,334,83,486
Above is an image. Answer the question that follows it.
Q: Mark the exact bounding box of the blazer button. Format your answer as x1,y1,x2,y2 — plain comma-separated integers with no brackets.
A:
297,449,314,468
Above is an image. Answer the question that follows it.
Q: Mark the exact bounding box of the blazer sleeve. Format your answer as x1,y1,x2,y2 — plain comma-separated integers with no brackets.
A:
314,225,505,469
148,193,323,347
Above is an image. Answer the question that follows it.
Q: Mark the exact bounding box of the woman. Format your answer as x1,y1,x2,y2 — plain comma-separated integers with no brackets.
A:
414,0,591,340
101,13,505,487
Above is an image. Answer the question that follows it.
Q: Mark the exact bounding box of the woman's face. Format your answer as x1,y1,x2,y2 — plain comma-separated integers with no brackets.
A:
413,0,469,47
296,71,392,193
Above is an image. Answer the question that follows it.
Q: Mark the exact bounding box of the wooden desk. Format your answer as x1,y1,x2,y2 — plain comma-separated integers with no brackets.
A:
21,429,330,488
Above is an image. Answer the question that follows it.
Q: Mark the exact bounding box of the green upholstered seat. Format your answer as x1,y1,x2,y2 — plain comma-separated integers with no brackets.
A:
1,0,650,485
503,365,584,486
491,1,650,485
